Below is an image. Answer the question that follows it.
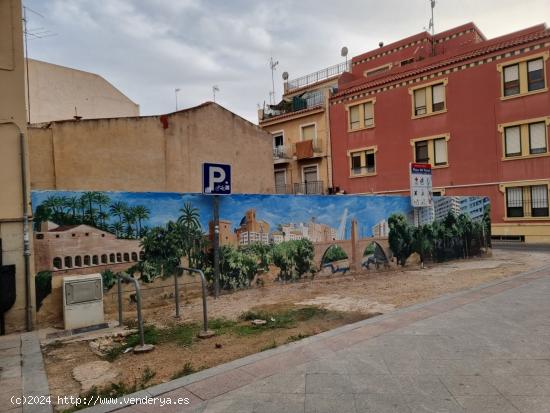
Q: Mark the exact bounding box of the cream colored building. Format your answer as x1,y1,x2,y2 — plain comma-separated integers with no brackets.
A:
0,0,35,333
29,102,274,194
27,58,139,123
258,62,348,195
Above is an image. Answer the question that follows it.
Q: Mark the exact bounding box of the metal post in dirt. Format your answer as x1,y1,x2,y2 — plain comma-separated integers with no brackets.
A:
174,271,180,318
213,195,220,298
117,276,123,327
179,267,214,338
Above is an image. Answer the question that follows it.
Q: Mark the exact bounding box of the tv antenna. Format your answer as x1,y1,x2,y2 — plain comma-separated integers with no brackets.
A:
269,57,279,105
22,5,57,123
428,0,436,35
212,85,220,102
341,46,349,67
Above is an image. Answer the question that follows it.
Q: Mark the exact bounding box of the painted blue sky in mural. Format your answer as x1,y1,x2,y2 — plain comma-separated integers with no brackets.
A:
31,191,414,238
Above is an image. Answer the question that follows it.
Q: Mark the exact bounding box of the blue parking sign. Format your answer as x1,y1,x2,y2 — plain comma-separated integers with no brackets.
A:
203,163,231,195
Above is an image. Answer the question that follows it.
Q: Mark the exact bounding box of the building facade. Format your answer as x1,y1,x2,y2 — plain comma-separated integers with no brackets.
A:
0,0,35,333
258,63,349,195
27,59,139,123
329,23,550,243
235,209,270,245
29,102,275,194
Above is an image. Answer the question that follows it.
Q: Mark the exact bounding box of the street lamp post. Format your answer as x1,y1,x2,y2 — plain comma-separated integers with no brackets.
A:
175,88,181,111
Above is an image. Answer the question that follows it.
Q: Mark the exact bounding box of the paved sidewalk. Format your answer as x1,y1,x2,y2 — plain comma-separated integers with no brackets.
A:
0,332,52,413
76,263,550,413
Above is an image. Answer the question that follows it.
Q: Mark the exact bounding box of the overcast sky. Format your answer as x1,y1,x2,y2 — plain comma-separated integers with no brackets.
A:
24,0,550,123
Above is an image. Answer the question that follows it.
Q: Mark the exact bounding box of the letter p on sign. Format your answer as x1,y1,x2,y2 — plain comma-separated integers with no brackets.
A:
202,163,231,195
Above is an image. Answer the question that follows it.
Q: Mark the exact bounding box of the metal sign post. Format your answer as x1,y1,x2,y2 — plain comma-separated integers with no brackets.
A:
202,163,231,298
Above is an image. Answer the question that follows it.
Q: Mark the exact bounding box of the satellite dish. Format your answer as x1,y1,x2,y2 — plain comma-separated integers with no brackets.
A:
282,71,289,81
341,46,348,57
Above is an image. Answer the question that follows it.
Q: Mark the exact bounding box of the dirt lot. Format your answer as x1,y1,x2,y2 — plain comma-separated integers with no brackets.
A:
42,248,549,411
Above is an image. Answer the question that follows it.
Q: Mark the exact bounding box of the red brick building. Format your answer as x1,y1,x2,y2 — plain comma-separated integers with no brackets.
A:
329,23,550,243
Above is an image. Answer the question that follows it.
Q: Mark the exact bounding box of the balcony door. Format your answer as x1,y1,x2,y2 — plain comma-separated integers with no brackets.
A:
299,164,322,194
274,169,287,194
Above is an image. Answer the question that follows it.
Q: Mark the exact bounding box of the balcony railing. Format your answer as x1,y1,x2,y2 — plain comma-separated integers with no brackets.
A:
293,180,325,195
285,61,351,92
273,145,292,159
275,181,325,195
262,92,325,121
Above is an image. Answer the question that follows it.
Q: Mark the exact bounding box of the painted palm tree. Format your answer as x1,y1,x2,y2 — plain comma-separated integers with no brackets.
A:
67,196,81,220
177,202,201,230
109,221,125,238
110,201,129,226
123,208,137,239
97,211,109,229
95,193,111,224
81,191,99,225
132,205,150,237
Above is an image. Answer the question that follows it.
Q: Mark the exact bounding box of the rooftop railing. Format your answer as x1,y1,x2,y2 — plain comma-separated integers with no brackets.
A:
285,61,350,92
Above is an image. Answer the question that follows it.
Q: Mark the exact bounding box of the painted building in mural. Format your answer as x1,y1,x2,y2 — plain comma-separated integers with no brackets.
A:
26,58,139,123
28,102,275,194
235,209,271,245
258,62,348,195
34,222,142,274
327,22,550,243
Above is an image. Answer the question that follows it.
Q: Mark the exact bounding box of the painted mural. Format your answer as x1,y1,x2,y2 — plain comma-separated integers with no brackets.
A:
31,191,490,300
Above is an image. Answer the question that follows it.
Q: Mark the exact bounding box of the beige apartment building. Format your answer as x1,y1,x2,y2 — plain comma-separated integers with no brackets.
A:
0,0,35,333
27,58,139,123
258,62,349,195
29,102,275,194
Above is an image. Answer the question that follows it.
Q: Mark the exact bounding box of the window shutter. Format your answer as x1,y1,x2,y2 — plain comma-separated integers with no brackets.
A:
274,171,286,186
434,139,447,164
432,84,445,104
529,122,547,152
363,102,374,125
504,65,519,81
505,126,521,155
531,185,548,207
507,187,523,207
302,125,315,141
414,88,426,108
528,59,544,72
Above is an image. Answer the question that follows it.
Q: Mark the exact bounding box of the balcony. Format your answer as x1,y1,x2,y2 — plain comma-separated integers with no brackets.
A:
295,138,324,160
285,61,351,92
275,181,325,195
293,180,325,195
273,145,292,163
260,92,325,122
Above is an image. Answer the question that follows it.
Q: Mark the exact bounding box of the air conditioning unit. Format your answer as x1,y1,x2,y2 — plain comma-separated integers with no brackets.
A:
63,274,104,330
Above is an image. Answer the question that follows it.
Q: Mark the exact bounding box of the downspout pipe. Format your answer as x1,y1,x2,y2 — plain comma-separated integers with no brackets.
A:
0,120,32,331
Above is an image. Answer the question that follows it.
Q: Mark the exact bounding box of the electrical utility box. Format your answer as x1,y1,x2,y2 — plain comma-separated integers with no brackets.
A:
63,274,104,330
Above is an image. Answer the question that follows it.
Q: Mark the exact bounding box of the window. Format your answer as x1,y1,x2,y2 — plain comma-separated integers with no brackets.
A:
527,58,545,91
506,187,524,217
92,255,99,265
274,170,287,193
504,126,521,157
415,141,429,163
303,165,318,183
365,64,391,77
349,105,360,130
36,234,44,239
347,99,375,130
411,81,446,118
505,184,549,218
84,255,91,266
499,54,547,98
531,185,549,217
64,256,73,268
414,88,427,116
500,119,549,158
413,136,449,166
503,64,520,96
301,124,316,141
432,84,445,112
529,122,547,154
433,138,447,165
273,132,283,148
53,257,62,270
75,256,82,267
349,147,376,176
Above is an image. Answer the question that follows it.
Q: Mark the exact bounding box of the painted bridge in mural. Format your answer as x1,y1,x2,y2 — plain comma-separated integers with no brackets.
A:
313,220,391,271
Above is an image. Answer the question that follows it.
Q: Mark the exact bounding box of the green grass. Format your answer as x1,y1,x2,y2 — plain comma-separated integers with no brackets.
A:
235,306,327,336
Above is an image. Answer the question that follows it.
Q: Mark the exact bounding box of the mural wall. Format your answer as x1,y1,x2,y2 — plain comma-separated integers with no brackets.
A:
31,191,490,303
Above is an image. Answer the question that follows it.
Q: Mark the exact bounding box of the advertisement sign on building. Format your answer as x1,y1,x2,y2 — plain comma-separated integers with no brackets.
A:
410,163,433,207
